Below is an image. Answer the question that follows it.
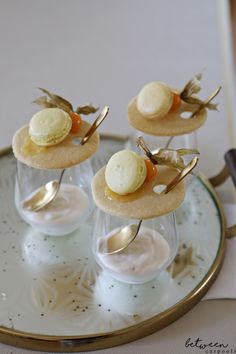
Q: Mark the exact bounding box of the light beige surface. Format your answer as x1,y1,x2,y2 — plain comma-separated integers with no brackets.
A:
0,0,235,353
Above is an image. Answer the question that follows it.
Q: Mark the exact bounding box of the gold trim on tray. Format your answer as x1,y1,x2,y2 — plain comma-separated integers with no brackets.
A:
0,142,227,352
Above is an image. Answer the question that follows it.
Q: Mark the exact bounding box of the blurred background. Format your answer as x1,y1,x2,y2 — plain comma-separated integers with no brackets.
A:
0,0,235,200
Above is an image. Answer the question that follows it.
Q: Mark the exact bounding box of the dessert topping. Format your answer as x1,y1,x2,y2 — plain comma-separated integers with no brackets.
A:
33,88,98,135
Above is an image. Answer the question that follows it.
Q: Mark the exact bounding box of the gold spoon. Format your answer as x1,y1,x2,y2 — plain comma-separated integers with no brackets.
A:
190,86,221,118
23,106,109,212
103,156,198,255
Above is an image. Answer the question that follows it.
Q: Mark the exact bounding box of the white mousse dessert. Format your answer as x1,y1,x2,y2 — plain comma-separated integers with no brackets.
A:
96,226,170,284
20,184,90,236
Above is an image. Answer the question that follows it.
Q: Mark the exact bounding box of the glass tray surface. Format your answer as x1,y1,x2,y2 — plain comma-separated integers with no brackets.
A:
0,136,226,352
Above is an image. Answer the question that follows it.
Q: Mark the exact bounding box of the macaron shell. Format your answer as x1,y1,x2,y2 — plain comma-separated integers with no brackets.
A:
137,82,173,119
12,120,99,169
30,126,71,146
128,97,207,136
105,150,147,195
92,165,185,219
29,108,72,146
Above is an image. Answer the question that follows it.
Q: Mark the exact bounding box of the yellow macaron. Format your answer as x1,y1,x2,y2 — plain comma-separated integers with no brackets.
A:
105,150,147,195
29,108,72,146
137,81,173,120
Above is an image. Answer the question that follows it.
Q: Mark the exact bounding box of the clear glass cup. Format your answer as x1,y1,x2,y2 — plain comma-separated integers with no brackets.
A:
92,208,179,284
127,131,198,153
15,160,94,236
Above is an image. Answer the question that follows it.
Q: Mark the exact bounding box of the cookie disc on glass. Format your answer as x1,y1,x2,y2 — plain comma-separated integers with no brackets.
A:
12,120,99,169
127,97,207,136
92,165,185,219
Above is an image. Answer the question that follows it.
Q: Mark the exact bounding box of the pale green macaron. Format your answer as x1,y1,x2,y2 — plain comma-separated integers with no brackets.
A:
29,108,72,146
137,81,173,120
105,150,147,195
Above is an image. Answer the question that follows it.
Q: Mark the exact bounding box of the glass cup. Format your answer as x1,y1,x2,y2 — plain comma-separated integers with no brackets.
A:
92,208,179,284
127,130,198,153
15,160,94,236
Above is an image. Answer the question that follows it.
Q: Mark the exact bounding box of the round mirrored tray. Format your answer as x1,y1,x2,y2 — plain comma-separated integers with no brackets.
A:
0,135,226,352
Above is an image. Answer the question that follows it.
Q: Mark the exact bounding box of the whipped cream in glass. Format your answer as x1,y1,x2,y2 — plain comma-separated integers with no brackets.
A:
21,184,89,236
15,160,94,236
92,209,178,284
97,227,170,282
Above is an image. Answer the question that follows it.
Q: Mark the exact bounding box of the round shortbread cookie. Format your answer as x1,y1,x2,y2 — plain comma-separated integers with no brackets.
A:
127,97,207,136
12,120,99,169
92,165,185,219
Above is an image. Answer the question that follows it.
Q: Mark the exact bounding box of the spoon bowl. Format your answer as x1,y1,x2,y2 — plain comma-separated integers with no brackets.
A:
22,180,59,212
103,220,142,255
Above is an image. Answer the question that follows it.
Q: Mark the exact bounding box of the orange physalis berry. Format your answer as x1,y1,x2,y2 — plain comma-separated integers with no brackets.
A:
69,112,82,134
144,159,157,182
169,91,181,112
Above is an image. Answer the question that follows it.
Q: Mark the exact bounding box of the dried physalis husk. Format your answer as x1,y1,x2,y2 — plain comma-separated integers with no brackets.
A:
33,88,98,115
75,104,99,115
136,136,199,171
153,148,199,171
180,73,220,112
33,96,56,109
168,245,195,278
180,72,202,100
36,88,73,112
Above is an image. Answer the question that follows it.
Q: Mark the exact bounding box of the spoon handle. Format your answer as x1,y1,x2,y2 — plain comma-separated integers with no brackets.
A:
164,156,198,194
190,86,221,118
136,219,143,234
58,168,66,185
80,106,109,145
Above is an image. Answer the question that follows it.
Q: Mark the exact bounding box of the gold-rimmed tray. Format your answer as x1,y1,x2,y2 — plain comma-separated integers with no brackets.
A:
0,135,226,352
